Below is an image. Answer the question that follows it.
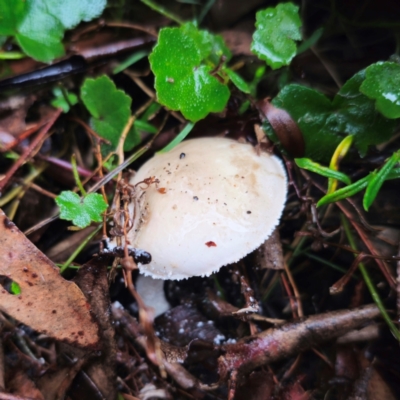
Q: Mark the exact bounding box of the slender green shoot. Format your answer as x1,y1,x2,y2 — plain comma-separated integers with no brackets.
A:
341,214,400,341
159,122,195,153
113,50,150,75
60,224,102,273
197,0,216,24
71,154,87,196
303,251,351,275
140,0,184,24
0,51,25,60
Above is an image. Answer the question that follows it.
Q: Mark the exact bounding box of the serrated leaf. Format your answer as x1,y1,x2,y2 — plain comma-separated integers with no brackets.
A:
0,0,106,62
182,22,232,63
267,71,396,162
55,191,107,228
360,62,400,119
81,76,132,148
47,0,106,30
251,3,302,69
149,22,230,122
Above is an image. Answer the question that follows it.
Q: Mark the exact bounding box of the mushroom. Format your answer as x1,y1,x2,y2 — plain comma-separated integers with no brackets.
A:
111,137,287,280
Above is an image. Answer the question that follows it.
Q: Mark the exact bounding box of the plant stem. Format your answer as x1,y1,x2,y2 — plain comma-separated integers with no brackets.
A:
197,0,216,24
341,214,400,341
140,0,184,25
71,154,87,196
0,166,45,207
60,224,102,273
159,122,195,153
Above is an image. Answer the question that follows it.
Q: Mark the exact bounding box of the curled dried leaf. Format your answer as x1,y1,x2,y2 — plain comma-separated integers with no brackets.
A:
257,97,305,158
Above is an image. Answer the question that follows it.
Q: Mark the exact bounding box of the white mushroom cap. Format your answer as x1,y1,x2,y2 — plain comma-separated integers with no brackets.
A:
118,137,287,280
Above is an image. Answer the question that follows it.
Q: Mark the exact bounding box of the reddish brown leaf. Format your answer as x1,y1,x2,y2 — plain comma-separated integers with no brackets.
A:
257,98,305,158
0,210,99,348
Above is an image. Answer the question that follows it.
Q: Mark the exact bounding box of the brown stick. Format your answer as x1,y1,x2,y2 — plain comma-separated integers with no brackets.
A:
218,304,380,378
0,109,62,194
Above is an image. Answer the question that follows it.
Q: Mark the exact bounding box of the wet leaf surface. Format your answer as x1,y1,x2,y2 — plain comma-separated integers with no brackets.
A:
251,3,302,69
267,71,396,161
360,62,400,119
149,22,231,122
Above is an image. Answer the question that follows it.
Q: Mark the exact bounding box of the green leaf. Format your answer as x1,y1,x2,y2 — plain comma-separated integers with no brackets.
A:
251,3,302,69
10,281,21,295
332,70,396,156
159,122,195,153
363,151,400,211
268,71,396,162
46,0,106,30
113,49,150,75
387,167,400,180
124,125,141,152
149,22,230,122
81,76,132,148
224,68,251,94
0,0,106,62
266,84,340,162
296,27,323,55
134,119,158,134
360,62,400,119
317,175,371,207
55,191,107,228
51,88,78,113
295,158,351,184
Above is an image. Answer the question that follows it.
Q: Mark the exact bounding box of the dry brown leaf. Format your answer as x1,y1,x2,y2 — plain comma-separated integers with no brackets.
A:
6,370,44,400
74,259,117,400
0,209,99,347
257,97,305,158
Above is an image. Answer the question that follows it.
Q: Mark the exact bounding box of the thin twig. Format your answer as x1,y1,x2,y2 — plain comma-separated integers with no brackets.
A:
0,108,62,194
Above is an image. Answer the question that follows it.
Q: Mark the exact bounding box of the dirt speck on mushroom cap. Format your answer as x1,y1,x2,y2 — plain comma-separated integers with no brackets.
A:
127,137,287,280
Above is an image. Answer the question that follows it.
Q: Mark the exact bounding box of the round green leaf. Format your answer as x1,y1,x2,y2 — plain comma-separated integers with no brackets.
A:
251,3,302,70
56,191,107,228
149,24,230,122
360,62,400,119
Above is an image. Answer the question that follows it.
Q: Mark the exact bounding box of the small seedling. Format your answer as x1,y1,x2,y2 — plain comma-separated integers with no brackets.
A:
55,155,107,228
